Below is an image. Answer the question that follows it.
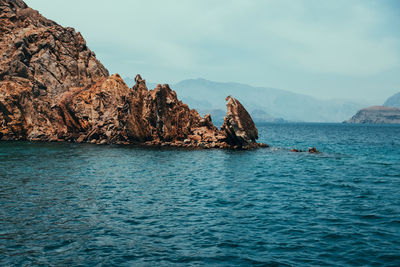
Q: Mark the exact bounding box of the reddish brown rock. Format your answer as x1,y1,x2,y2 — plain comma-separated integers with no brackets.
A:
53,74,213,146
308,147,320,153
52,75,266,149
0,0,108,140
0,0,267,149
143,83,203,142
221,96,266,148
291,147,320,153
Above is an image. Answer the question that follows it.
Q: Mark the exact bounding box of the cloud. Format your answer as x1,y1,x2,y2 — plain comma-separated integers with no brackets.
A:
25,0,400,102
26,0,400,76
257,2,400,75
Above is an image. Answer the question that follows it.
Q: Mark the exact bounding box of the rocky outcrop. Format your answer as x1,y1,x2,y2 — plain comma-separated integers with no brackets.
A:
54,73,223,147
221,96,266,148
0,0,109,140
345,106,400,124
53,74,266,149
0,0,109,92
0,0,266,149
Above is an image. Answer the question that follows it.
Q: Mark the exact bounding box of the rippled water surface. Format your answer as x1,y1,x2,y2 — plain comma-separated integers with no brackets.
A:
1,123,400,266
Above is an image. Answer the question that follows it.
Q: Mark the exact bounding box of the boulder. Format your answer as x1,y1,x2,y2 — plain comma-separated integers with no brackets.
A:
221,96,259,147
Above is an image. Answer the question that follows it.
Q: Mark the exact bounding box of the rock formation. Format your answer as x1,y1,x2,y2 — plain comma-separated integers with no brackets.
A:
0,0,109,140
54,74,266,149
221,96,265,148
345,106,400,124
0,0,267,149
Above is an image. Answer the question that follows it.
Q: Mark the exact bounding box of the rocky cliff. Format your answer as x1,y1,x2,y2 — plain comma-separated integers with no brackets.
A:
0,0,109,140
55,74,235,148
345,106,400,124
0,0,266,149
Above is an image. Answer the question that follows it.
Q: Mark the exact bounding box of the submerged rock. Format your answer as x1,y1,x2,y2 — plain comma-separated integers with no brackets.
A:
0,0,266,149
290,147,320,153
308,147,319,153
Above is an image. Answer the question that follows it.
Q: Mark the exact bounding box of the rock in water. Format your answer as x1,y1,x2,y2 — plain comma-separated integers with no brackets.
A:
308,147,319,153
221,96,264,148
0,0,266,149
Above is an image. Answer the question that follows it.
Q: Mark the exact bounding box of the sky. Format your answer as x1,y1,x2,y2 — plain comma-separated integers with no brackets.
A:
24,0,400,104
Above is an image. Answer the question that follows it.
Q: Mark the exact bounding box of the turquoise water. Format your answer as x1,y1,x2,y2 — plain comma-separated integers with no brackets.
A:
1,123,400,266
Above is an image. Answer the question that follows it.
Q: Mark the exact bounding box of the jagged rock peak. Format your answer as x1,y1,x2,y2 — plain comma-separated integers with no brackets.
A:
0,0,267,149
221,96,266,149
0,0,109,95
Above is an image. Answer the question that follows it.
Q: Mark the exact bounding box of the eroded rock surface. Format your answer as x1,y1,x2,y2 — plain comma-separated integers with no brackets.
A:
54,74,234,148
0,0,109,140
0,0,266,149
221,96,267,148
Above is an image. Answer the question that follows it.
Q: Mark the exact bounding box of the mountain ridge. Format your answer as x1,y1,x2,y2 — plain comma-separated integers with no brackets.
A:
384,92,400,108
173,78,365,123
124,77,366,123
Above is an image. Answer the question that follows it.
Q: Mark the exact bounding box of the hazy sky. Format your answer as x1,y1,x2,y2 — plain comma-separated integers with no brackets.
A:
25,0,400,104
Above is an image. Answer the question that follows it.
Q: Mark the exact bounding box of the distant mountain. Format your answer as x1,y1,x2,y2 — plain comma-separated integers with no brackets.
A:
170,78,365,123
384,92,400,108
123,77,366,123
345,106,400,124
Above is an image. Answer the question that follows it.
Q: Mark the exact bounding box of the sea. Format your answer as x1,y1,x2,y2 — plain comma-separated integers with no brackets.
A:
1,123,399,266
